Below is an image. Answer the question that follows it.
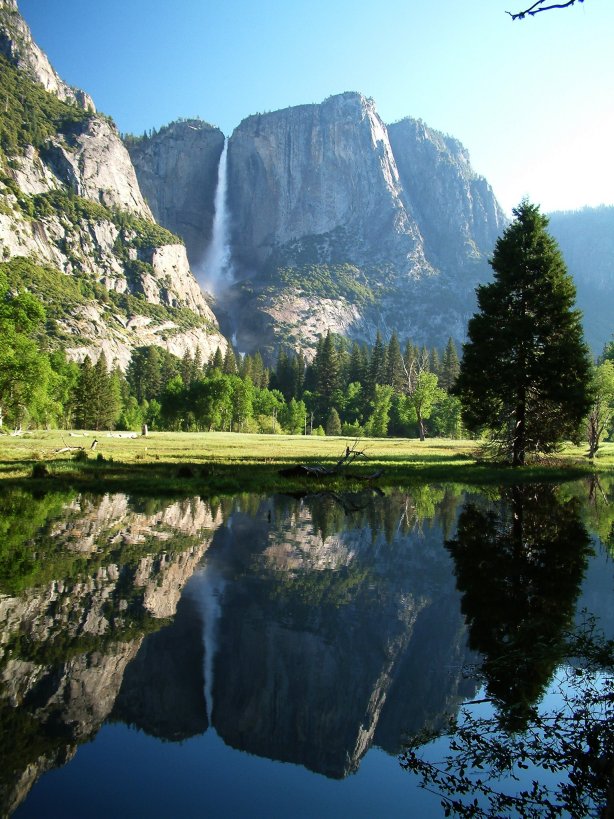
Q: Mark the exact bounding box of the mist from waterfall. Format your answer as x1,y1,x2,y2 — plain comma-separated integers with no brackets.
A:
199,137,233,296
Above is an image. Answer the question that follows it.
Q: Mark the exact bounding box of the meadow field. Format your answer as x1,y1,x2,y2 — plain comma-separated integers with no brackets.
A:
0,430,611,496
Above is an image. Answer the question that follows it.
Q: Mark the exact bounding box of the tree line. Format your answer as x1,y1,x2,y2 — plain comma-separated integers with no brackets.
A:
1,201,613,454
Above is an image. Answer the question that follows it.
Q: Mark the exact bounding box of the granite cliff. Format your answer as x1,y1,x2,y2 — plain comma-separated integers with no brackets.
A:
0,0,227,367
131,92,505,357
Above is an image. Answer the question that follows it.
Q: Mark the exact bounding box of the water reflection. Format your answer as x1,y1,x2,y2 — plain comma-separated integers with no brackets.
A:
0,480,612,817
446,484,592,727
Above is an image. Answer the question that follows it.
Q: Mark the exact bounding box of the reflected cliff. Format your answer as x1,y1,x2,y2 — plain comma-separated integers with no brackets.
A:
2,480,613,817
0,490,222,816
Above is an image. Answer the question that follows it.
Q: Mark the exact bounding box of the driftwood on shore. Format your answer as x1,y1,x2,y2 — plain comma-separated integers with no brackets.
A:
279,441,382,481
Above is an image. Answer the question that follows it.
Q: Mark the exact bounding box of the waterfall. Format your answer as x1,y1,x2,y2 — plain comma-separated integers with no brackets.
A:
200,137,233,295
190,560,226,727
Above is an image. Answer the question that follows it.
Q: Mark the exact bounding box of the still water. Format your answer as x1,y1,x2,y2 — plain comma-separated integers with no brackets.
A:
1,480,613,817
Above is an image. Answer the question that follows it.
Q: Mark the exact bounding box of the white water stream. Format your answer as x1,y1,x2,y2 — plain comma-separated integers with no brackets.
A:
200,138,233,295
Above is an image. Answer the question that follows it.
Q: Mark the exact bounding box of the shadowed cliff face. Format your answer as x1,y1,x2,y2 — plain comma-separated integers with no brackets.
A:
128,121,226,270
182,492,475,778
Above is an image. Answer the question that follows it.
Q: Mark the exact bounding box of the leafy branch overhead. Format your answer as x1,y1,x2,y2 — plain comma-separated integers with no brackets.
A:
507,0,585,20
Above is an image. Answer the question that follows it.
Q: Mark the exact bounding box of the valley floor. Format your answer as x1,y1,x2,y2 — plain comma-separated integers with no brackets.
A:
0,431,611,496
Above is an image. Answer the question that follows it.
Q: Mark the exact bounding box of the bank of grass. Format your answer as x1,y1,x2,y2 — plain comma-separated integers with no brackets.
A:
0,430,611,496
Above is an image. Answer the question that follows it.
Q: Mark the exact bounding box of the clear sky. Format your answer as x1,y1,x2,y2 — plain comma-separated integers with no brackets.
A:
17,0,614,215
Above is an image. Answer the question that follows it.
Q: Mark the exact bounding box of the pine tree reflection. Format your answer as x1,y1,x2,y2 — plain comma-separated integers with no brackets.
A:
446,484,592,727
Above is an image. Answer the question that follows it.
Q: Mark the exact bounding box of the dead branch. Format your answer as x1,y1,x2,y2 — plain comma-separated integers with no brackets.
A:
279,440,376,480
507,0,584,20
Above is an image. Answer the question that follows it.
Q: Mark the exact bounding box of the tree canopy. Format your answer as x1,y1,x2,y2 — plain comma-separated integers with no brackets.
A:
456,200,592,465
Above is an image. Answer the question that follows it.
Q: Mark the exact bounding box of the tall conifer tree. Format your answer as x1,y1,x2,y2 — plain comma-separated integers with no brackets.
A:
456,201,592,465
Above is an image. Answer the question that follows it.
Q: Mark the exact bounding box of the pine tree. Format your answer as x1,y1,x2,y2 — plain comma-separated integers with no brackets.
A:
223,345,237,375
180,350,193,386
367,330,387,399
325,406,342,436
315,331,340,417
348,341,367,385
441,338,460,392
456,200,592,465
386,332,405,392
209,347,224,372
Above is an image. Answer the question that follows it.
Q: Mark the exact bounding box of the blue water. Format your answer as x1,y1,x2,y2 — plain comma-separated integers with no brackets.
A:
16,724,439,819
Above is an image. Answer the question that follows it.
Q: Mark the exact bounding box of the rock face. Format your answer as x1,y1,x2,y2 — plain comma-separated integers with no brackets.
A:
227,93,425,271
0,0,94,112
0,1,227,367
47,117,153,218
132,92,505,357
127,120,225,269
387,117,503,270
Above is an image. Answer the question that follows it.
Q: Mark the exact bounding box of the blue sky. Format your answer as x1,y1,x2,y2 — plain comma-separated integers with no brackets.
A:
18,0,614,215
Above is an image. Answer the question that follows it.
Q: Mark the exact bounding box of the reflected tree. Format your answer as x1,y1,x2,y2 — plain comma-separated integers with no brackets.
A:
400,484,609,817
401,617,614,818
446,484,591,726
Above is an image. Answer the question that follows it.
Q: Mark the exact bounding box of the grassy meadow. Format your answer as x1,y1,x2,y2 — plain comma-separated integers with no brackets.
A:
0,429,611,496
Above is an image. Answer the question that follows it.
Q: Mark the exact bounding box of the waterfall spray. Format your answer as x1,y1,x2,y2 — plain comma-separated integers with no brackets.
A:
200,137,233,295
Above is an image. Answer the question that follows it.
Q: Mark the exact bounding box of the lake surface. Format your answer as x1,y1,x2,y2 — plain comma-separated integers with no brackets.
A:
1,479,613,817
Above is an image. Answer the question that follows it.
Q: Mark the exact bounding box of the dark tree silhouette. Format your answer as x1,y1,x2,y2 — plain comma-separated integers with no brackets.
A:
508,0,585,21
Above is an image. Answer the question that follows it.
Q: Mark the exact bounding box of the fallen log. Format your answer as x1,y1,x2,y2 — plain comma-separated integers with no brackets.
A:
279,441,380,481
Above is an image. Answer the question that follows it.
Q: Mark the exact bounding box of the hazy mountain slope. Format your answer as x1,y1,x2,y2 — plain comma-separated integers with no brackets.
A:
547,206,614,354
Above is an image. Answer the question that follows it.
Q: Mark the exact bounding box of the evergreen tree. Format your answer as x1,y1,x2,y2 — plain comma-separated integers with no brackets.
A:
367,330,387,399
430,348,442,381
222,345,237,375
456,201,592,465
314,331,340,416
348,341,367,385
386,332,405,392
325,406,342,436
441,338,460,392
191,347,204,381
209,347,224,372
180,350,193,386
74,353,119,430
127,346,162,403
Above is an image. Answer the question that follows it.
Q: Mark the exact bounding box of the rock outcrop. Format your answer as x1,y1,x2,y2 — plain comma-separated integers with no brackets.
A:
0,1,227,367
131,92,505,357
127,120,225,269
0,0,94,112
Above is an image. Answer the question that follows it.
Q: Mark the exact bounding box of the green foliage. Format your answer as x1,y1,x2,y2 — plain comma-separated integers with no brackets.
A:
0,55,89,157
325,407,342,436
586,361,614,457
73,353,121,431
264,263,374,305
0,270,51,427
456,200,593,465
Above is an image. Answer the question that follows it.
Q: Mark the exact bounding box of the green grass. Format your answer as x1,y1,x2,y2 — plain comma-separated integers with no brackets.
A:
0,431,611,497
